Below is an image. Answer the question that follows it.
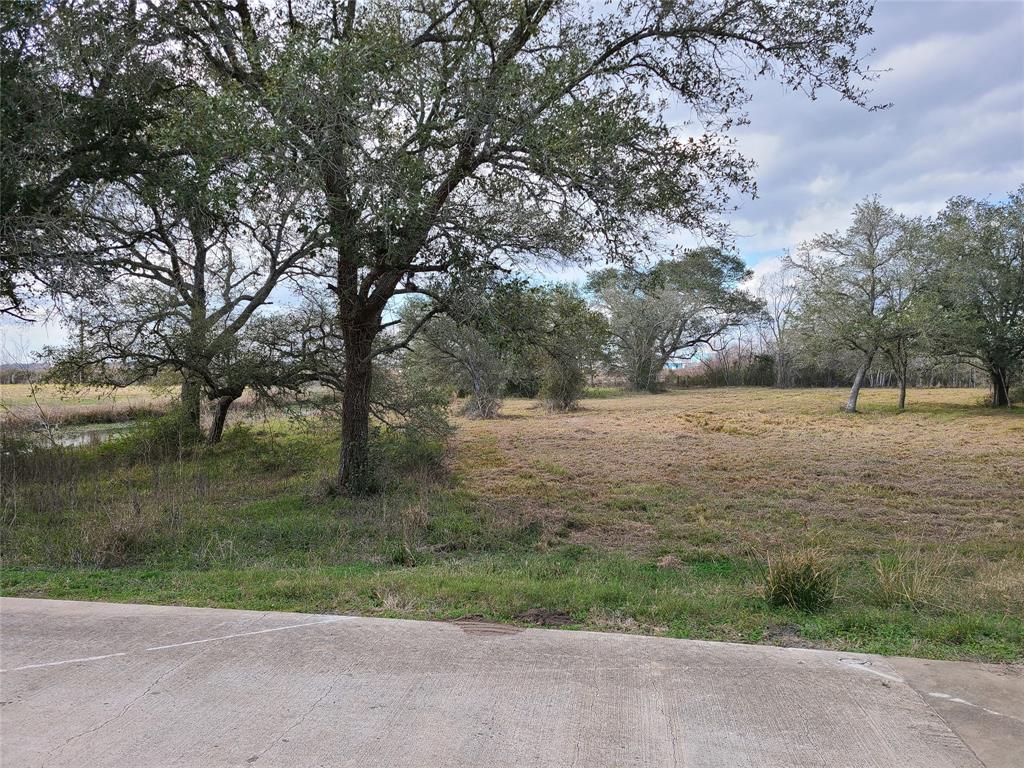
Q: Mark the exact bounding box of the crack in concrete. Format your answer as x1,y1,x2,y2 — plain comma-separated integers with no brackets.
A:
37,653,196,767
245,679,337,763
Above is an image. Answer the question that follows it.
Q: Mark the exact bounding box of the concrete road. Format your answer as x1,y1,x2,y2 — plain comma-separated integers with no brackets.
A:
1,598,1020,767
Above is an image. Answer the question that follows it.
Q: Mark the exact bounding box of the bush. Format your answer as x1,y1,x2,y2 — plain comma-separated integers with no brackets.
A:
82,501,160,567
763,550,837,612
461,381,504,419
371,427,447,486
540,356,585,412
106,408,203,461
582,386,623,399
505,373,541,398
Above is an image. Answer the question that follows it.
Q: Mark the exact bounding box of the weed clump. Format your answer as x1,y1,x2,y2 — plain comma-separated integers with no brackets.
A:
763,550,837,612
872,548,953,610
83,504,155,567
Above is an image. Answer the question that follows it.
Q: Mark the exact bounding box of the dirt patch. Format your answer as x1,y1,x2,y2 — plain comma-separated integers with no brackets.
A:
658,554,683,570
762,623,816,649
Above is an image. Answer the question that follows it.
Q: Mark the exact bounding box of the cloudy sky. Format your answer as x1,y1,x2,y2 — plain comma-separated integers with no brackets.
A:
728,0,1024,280
2,0,1022,360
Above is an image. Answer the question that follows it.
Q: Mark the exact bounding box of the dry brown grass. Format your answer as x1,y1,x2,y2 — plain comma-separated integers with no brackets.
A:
451,388,1024,578
0,383,281,430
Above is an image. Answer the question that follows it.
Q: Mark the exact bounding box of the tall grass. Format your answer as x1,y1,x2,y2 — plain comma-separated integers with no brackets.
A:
762,550,838,612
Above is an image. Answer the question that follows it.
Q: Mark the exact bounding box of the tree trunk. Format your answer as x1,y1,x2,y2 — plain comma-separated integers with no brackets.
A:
844,352,874,413
629,354,656,392
774,350,787,388
897,376,907,411
990,366,1010,407
339,325,375,494
180,375,202,433
206,395,236,444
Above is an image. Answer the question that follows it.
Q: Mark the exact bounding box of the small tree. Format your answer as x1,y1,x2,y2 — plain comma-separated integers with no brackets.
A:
925,189,1024,407
409,315,509,419
591,248,761,392
403,279,545,418
878,218,931,410
45,86,323,441
787,198,916,413
538,285,607,411
756,267,800,388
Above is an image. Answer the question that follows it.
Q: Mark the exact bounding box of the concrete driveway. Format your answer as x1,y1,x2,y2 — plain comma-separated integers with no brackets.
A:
1,598,1020,767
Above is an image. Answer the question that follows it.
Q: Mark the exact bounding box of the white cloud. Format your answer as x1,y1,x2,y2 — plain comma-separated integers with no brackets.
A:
1,315,67,363
806,168,850,197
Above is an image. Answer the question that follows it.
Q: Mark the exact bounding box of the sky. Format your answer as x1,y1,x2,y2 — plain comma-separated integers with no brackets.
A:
2,0,1023,361
728,0,1024,281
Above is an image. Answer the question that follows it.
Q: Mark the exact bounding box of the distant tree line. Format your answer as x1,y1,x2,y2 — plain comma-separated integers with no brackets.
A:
400,192,1023,417
666,194,1022,411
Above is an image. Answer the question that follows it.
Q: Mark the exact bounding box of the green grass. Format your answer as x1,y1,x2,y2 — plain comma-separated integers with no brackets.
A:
581,386,626,399
4,556,1020,661
2,388,1022,662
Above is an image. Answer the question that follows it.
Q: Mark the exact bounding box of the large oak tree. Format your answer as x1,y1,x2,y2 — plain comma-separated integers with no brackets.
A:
589,248,761,391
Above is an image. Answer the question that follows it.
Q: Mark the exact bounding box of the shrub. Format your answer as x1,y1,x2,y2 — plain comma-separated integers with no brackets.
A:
763,550,837,612
370,427,447,487
78,498,162,568
505,372,541,398
582,386,623,399
540,355,585,412
107,408,202,461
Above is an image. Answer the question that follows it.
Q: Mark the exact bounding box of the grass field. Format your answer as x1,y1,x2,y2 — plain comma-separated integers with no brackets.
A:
0,383,174,425
2,387,1022,661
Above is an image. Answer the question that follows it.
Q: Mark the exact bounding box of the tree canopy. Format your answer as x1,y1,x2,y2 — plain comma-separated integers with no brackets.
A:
924,189,1024,406
590,248,761,391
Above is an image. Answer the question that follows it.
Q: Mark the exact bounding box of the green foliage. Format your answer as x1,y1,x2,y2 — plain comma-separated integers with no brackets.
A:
106,408,203,461
923,188,1024,405
404,280,605,414
1009,383,1024,405
590,248,761,392
540,359,586,412
581,387,624,399
370,428,448,487
366,367,454,489
538,285,607,411
403,279,546,418
1,1,176,312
